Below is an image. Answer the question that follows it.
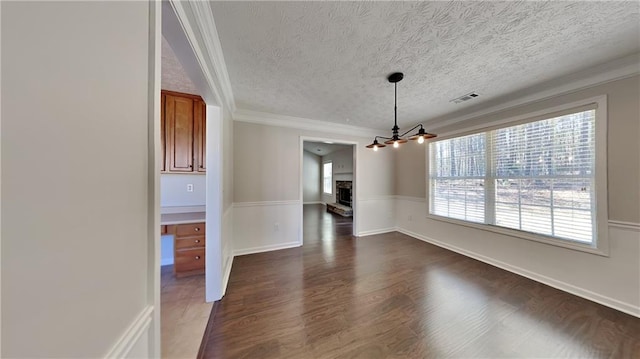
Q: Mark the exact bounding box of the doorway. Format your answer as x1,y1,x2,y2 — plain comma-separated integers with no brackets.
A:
300,138,357,246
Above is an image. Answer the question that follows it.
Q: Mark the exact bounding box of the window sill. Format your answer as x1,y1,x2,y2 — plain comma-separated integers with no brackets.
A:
426,214,609,257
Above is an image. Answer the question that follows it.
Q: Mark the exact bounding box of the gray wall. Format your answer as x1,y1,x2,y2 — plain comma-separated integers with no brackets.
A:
303,151,321,203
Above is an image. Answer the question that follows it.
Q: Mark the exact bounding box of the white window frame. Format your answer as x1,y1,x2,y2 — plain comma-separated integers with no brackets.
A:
426,96,609,256
323,161,333,195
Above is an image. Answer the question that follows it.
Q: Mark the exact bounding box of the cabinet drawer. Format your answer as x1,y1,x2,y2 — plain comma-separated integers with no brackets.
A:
176,223,205,237
175,236,205,250
174,248,205,273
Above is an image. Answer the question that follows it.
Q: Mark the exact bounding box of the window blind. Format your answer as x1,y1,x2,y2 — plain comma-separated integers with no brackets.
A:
429,109,597,244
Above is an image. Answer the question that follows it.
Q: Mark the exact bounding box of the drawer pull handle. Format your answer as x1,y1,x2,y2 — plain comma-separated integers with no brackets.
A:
194,227,200,232
195,256,201,260
195,239,200,243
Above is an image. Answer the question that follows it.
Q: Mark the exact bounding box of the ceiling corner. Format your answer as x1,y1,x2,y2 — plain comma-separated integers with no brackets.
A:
169,0,236,112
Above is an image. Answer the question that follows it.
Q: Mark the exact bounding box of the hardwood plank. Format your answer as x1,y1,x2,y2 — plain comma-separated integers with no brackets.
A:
201,204,640,358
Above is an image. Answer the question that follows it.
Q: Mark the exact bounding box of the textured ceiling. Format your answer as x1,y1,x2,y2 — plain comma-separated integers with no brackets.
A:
161,36,200,95
210,1,640,130
303,141,352,157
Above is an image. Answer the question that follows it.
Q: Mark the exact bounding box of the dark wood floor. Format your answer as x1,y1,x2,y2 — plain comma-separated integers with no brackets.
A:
201,204,639,358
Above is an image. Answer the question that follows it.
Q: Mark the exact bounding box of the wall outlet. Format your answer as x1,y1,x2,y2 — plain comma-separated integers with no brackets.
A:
187,184,194,192
408,215,413,221
274,222,279,231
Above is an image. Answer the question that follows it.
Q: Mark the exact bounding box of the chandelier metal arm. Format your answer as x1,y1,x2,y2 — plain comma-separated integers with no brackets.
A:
374,135,393,141
399,124,424,138
366,72,436,150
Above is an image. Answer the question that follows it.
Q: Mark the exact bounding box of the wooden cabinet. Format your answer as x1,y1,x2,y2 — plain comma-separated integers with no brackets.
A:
161,94,167,172
161,90,206,173
194,100,206,172
173,222,205,277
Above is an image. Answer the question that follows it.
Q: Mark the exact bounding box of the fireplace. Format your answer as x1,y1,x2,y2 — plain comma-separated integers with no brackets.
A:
336,181,352,207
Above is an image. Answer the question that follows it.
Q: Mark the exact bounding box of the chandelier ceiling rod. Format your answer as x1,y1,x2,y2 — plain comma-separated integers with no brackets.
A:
366,72,437,151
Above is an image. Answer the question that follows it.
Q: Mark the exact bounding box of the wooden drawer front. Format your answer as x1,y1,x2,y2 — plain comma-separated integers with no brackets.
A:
175,236,205,250
176,223,205,237
175,248,205,272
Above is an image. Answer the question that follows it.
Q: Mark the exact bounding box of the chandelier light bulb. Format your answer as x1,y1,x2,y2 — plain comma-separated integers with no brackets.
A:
366,73,436,150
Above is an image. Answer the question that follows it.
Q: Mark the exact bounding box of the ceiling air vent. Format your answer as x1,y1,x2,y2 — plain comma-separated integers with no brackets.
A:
451,92,480,104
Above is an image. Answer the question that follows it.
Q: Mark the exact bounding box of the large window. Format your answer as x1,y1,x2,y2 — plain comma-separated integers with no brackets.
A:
323,162,333,194
429,104,605,250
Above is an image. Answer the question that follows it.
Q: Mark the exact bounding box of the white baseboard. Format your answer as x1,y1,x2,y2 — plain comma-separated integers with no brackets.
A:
396,227,640,318
233,241,301,256
222,255,234,296
105,305,154,358
356,227,396,237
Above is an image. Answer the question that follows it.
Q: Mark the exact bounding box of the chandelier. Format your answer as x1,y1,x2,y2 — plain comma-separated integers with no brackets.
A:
366,72,436,150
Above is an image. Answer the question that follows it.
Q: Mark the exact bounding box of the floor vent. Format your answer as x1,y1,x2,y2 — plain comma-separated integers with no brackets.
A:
451,92,480,104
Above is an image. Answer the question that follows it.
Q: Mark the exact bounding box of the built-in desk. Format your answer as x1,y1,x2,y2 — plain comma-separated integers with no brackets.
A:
161,212,206,225
161,207,206,277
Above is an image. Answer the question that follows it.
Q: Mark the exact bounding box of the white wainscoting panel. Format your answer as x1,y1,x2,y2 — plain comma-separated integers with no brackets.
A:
233,201,302,256
394,196,640,317
222,206,234,295
356,196,396,237
104,306,154,358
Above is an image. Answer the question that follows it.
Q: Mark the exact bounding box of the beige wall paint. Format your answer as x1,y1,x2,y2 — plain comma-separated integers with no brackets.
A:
394,75,640,315
233,121,394,203
2,1,153,356
408,75,639,223
232,121,396,251
394,142,427,198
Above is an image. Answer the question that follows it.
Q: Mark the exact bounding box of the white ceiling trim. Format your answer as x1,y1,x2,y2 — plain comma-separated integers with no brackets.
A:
427,53,640,131
233,109,380,138
169,0,236,112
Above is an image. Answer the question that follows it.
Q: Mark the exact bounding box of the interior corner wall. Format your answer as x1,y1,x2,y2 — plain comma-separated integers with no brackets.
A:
2,1,154,356
302,150,322,203
394,75,640,316
233,121,396,254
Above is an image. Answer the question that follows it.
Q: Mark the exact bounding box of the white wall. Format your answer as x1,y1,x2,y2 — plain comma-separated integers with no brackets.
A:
160,174,206,207
322,147,354,204
2,1,157,357
221,105,234,296
302,151,321,203
394,75,640,317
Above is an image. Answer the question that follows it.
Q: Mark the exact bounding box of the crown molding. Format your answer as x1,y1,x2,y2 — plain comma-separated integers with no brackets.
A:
169,0,236,112
233,109,381,138
426,53,640,131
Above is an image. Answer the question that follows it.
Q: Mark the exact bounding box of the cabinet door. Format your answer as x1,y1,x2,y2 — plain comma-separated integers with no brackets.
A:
160,93,167,173
194,99,206,172
166,94,195,172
